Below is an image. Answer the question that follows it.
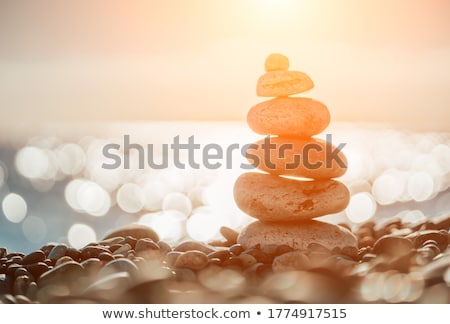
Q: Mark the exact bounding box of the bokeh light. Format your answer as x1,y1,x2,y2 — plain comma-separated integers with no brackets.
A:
0,161,6,187
2,193,27,223
407,172,434,202
346,192,377,223
1,122,449,254
117,182,145,213
15,146,50,179
22,216,47,243
68,223,97,249
56,143,86,175
399,210,426,225
162,192,193,217
139,210,186,244
141,179,171,211
372,171,405,205
186,207,221,241
77,180,111,216
65,179,110,216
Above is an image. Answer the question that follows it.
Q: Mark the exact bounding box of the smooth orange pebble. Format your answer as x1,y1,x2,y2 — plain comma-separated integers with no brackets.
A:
257,70,314,97
247,97,330,137
246,136,347,179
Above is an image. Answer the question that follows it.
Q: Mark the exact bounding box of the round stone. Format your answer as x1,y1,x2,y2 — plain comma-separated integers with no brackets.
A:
174,251,208,271
257,70,314,97
220,226,239,243
103,224,159,242
38,261,84,288
264,53,289,72
407,230,449,252
246,136,347,179
237,220,357,251
174,241,215,254
247,97,329,137
24,262,49,279
21,251,46,265
99,258,139,279
47,244,68,262
272,251,311,272
372,235,413,258
234,172,350,222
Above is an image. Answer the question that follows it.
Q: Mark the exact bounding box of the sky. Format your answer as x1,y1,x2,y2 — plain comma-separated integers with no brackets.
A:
0,0,449,130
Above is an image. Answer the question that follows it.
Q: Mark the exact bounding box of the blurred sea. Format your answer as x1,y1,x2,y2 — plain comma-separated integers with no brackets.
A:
1,121,449,253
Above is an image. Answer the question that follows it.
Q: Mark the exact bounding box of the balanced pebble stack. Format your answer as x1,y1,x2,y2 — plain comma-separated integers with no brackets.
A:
235,53,357,251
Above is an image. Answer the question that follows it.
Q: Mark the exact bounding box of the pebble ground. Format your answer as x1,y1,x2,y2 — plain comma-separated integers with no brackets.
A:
1,216,449,304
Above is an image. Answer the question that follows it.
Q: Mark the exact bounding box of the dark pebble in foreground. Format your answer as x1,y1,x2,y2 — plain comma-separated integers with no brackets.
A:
0,215,449,304
21,251,46,265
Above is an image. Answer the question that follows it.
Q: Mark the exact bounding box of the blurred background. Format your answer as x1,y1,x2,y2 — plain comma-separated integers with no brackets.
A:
1,0,450,128
0,0,449,253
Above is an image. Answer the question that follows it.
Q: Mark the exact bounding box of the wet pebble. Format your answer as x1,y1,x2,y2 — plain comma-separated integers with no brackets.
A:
135,239,160,259
121,236,138,249
174,268,197,282
242,248,273,264
408,230,449,252
6,264,22,278
47,244,68,262
0,294,17,304
0,248,7,259
0,277,9,294
13,275,33,296
0,264,6,275
21,251,46,265
109,244,122,253
15,295,33,304
99,237,124,246
358,236,375,248
174,251,208,270
237,253,257,268
81,246,110,260
98,252,115,262
341,246,359,260
221,257,243,268
208,250,232,262
112,243,132,256
157,241,172,254
229,244,244,256
99,258,139,279
84,272,132,300
175,241,215,254
81,258,105,275
272,251,311,272
26,281,38,300
38,261,84,288
55,256,74,267
15,267,33,281
103,224,159,242
220,226,239,244
40,244,55,257
24,262,49,279
6,252,24,259
421,253,450,283
165,251,183,267
373,235,413,258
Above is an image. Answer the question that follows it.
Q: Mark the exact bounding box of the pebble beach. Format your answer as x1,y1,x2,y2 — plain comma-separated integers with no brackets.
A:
1,215,449,304
1,118,450,304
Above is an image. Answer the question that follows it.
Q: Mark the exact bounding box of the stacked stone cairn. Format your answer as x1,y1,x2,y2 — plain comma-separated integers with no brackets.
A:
234,53,357,251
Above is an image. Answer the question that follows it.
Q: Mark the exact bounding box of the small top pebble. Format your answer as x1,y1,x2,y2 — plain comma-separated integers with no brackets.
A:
265,53,289,72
